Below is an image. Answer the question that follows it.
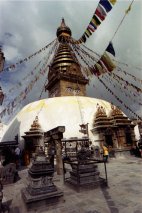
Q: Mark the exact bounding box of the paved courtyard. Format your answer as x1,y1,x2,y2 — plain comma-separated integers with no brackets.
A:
2,155,142,213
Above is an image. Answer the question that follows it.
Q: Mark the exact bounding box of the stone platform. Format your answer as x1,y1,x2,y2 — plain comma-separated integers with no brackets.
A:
22,187,64,210
2,155,142,213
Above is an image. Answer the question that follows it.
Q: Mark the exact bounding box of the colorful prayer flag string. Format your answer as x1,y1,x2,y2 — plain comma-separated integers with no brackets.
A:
2,39,56,72
73,0,117,44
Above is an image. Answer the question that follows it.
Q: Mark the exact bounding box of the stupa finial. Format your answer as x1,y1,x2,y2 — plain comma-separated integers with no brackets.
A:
61,18,66,27
30,116,41,130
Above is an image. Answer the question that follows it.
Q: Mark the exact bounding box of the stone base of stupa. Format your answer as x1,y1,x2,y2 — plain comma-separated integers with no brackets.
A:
21,187,64,210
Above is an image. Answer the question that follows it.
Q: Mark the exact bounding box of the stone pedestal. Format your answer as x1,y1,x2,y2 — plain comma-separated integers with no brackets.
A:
64,148,107,190
69,162,100,186
21,148,63,210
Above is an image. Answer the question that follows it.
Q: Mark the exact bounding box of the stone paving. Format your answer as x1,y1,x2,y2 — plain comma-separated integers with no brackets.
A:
2,155,142,213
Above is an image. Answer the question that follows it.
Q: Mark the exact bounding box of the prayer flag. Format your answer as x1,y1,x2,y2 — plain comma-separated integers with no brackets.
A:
106,42,115,56
125,5,131,14
95,4,107,21
100,52,116,72
99,0,112,12
109,0,117,5
85,29,91,37
86,27,93,35
90,21,97,30
97,60,107,73
81,34,86,43
92,14,101,26
88,24,95,32
85,32,90,38
95,63,105,75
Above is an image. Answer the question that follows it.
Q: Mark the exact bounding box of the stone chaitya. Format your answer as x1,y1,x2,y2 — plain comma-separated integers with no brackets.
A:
22,116,44,165
21,146,63,209
63,138,107,191
69,148,100,186
22,125,65,209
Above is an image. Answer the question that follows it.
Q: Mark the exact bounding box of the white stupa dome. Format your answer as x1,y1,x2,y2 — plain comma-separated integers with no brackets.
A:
2,96,113,148
0,123,7,141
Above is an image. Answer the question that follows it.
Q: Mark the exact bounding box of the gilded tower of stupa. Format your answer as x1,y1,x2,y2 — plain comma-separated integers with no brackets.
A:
45,19,88,97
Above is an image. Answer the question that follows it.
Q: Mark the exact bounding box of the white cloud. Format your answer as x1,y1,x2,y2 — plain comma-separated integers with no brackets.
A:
3,45,20,61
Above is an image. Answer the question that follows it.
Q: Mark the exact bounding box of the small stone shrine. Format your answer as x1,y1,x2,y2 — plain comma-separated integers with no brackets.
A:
0,163,17,185
21,146,63,209
69,147,100,186
21,124,65,209
22,116,44,164
63,137,107,191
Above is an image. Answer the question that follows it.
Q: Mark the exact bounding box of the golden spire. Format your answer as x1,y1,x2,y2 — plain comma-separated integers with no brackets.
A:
95,104,107,118
56,18,72,42
110,105,123,117
30,116,41,130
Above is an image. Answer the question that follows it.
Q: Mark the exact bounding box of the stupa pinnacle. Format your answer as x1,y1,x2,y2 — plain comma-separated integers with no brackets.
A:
45,19,89,97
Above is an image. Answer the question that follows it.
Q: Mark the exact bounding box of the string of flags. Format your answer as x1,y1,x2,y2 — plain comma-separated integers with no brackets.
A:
107,73,142,102
5,61,42,96
72,40,142,105
73,41,116,76
81,42,142,79
112,72,142,93
0,62,48,120
116,66,142,84
2,39,56,72
112,57,142,73
0,40,59,121
103,74,142,106
79,41,142,85
72,40,142,116
73,0,117,44
5,39,59,96
98,76,142,120
71,43,95,78
91,42,116,76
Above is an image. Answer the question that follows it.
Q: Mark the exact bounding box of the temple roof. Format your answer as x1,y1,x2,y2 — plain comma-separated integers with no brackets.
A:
93,104,113,129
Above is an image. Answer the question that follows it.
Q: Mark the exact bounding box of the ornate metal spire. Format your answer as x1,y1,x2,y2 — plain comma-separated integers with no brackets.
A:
45,19,89,97
56,18,72,41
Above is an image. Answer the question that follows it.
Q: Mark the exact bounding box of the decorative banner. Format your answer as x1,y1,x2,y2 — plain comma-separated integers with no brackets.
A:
73,0,117,44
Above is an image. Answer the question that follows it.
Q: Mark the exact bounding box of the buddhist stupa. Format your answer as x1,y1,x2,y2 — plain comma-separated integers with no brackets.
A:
2,19,136,150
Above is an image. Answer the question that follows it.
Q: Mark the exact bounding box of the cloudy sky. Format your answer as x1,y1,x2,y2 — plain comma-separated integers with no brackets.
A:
0,0,142,124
